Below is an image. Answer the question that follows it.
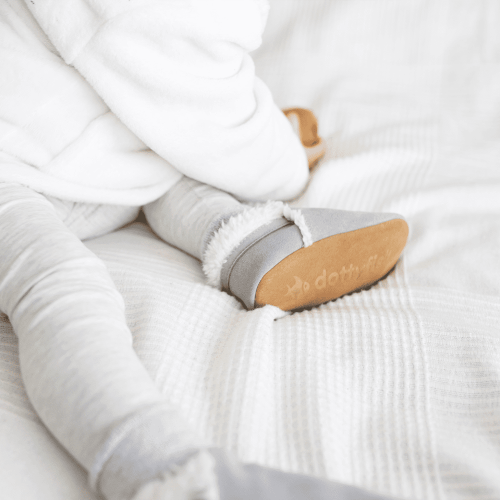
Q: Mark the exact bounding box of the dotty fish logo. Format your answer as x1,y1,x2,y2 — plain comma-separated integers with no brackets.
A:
286,276,310,297
285,254,384,298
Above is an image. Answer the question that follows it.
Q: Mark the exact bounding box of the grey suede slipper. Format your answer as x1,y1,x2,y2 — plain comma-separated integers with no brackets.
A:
203,203,408,311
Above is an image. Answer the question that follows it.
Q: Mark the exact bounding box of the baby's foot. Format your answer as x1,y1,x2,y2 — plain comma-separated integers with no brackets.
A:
203,203,408,311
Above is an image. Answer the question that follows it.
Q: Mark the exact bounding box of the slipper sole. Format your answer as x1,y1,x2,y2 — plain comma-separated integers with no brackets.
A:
255,218,409,311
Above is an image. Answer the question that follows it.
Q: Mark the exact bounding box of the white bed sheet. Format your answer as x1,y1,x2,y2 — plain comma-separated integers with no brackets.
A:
1,1,500,499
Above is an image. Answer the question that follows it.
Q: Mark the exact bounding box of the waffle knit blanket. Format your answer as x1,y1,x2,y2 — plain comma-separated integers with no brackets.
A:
1,1,500,499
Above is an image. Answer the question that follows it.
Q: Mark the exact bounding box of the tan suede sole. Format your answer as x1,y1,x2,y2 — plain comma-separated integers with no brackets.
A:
255,218,409,311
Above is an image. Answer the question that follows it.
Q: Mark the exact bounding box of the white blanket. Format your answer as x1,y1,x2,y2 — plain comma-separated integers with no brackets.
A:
1,1,500,499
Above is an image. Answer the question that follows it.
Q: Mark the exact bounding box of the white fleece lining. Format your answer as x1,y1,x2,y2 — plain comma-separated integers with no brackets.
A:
131,449,219,500
202,201,313,289
283,205,313,247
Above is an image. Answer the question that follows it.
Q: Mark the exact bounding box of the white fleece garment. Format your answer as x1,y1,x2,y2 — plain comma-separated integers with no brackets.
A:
0,0,308,205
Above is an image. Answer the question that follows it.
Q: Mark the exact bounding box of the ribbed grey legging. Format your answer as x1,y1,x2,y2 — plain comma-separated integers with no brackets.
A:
0,177,244,500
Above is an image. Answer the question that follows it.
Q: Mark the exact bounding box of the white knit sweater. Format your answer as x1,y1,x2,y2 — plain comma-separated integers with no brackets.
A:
0,0,308,206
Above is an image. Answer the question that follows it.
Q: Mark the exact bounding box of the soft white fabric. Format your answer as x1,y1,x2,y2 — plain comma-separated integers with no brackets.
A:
1,1,500,500
0,0,308,205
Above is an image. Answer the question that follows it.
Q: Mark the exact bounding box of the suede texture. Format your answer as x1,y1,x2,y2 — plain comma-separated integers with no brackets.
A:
222,209,407,310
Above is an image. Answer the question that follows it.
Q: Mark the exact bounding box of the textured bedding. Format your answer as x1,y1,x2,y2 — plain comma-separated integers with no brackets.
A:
1,1,500,499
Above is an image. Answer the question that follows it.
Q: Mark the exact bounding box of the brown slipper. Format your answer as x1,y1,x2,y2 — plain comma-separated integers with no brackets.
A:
283,107,326,169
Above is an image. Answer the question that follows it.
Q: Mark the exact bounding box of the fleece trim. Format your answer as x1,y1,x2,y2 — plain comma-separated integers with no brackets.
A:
202,202,313,289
